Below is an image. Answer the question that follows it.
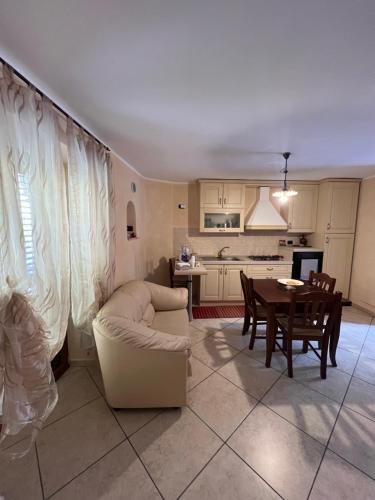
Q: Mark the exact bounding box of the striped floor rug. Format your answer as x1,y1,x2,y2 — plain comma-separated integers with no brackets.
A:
192,305,245,319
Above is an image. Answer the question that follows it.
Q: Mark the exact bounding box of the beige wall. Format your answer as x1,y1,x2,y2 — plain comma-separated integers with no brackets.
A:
350,177,375,314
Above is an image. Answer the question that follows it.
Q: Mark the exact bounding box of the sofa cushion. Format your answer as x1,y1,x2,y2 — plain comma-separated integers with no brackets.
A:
151,309,189,337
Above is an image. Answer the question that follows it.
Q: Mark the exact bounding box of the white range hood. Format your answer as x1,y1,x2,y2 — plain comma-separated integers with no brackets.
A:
245,187,288,230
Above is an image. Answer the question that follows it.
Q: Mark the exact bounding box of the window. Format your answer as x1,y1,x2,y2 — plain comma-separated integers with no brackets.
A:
18,173,34,276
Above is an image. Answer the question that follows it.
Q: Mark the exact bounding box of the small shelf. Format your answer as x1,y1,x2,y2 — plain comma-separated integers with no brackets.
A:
127,201,137,240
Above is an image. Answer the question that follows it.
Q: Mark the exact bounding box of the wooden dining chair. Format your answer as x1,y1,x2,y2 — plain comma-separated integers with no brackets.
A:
169,257,189,288
302,271,337,353
276,290,342,378
308,271,336,293
240,271,269,348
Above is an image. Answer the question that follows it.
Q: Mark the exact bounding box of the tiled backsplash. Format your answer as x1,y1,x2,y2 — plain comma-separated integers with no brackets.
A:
173,228,300,256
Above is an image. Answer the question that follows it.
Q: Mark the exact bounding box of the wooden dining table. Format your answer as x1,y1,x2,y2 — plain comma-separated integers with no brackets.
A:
252,279,342,369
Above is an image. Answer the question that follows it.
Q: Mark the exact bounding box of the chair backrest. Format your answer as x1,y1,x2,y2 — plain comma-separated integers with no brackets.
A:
240,271,256,313
309,271,336,293
288,289,342,334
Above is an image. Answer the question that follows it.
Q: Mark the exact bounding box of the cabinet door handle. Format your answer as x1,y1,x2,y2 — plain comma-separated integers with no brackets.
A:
325,237,330,244
218,228,225,232
266,267,274,271
225,267,228,275
219,268,223,275
219,197,222,205
327,222,331,230
223,197,227,205
288,222,292,229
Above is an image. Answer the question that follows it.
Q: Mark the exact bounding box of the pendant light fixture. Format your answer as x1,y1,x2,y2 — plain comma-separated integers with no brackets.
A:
272,152,298,203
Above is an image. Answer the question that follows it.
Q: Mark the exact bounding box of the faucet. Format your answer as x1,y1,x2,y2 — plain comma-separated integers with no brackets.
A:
217,246,230,259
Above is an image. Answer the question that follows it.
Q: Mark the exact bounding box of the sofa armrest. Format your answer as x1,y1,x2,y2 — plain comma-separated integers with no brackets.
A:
93,315,191,354
144,281,188,311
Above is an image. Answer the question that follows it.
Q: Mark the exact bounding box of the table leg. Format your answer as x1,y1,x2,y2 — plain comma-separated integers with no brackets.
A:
187,275,193,321
265,304,276,368
330,302,342,367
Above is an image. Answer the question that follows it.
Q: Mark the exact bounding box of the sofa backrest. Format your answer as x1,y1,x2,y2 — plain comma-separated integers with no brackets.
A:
97,280,155,325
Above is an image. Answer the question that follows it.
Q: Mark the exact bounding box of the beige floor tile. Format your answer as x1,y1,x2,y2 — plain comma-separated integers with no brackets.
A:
341,307,372,325
188,324,212,345
187,355,213,391
310,450,375,500
344,377,375,421
228,404,324,500
338,329,367,355
329,406,375,479
114,408,162,436
50,440,160,500
191,318,238,334
188,372,257,439
37,398,125,497
291,355,351,403
47,367,100,425
362,334,375,361
218,352,281,399
181,444,279,500
0,441,42,500
87,362,105,395
263,376,340,444
130,407,222,500
244,338,299,373
306,347,359,375
212,322,251,351
354,354,375,385
191,336,239,370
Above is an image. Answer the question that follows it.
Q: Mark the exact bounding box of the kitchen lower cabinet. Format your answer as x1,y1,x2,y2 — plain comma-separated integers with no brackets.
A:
200,264,245,301
200,265,223,301
223,265,244,301
246,264,292,280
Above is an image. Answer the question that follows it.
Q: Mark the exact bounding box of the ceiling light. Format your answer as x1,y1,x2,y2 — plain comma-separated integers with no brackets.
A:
272,152,298,203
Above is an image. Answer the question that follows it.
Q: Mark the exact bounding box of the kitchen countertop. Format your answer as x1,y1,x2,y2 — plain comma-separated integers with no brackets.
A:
197,256,293,265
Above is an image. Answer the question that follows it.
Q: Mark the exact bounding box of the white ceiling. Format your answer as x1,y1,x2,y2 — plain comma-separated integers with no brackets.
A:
1,0,375,181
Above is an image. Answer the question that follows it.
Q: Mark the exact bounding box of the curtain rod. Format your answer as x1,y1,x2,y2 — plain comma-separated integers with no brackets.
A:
0,57,110,151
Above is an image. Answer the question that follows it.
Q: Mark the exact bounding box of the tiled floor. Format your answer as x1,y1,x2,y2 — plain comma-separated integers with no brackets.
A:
2,307,375,499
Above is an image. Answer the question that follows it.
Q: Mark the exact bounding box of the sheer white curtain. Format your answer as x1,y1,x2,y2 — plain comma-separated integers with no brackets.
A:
0,65,115,457
67,122,115,342
0,67,69,456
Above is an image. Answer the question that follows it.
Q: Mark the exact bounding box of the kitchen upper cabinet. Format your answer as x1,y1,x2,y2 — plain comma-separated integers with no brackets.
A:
200,208,244,233
200,182,245,209
200,182,223,208
284,184,318,233
316,181,360,234
222,266,244,301
323,234,355,298
200,265,223,301
223,183,246,208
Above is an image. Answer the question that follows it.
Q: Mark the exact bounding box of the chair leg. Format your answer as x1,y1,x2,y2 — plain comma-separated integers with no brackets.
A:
287,337,294,378
302,340,308,353
249,319,257,350
242,313,250,336
320,336,329,379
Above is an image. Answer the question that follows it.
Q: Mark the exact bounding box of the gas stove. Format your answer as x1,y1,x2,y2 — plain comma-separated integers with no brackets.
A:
248,255,284,261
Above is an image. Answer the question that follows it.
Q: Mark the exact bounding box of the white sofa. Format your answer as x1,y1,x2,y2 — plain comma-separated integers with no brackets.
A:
93,280,191,408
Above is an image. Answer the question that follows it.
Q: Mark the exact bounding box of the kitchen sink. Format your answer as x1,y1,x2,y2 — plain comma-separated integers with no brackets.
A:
199,256,241,261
